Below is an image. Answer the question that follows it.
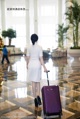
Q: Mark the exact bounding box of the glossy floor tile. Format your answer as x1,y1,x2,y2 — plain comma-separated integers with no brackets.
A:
0,55,80,119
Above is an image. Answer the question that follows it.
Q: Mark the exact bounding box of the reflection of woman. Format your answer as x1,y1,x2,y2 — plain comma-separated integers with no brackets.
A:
27,34,47,107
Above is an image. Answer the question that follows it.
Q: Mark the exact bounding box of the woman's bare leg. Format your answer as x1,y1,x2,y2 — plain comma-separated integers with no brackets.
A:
32,82,39,107
32,82,41,97
36,82,40,96
32,81,36,98
36,82,42,105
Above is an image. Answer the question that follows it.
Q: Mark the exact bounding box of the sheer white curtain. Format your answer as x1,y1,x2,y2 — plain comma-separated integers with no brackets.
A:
12,24,26,52
5,0,66,51
37,0,58,51
5,0,26,52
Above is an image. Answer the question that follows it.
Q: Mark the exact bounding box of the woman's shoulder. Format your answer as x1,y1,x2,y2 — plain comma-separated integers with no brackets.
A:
36,45,42,51
37,44,42,49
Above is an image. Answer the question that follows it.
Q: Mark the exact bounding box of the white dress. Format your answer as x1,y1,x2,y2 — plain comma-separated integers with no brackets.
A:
27,43,43,82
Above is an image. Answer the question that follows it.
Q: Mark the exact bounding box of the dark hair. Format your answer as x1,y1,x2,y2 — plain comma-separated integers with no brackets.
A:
31,34,38,45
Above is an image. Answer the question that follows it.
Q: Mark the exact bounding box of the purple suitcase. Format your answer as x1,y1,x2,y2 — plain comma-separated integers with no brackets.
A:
42,71,62,117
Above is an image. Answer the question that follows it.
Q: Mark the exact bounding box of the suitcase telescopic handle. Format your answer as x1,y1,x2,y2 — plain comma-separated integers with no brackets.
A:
46,70,50,86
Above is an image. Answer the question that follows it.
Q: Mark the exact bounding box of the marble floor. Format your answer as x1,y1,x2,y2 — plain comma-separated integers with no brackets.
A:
0,55,80,119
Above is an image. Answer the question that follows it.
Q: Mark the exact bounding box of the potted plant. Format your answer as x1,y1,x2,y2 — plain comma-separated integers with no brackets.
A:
65,0,80,66
65,0,80,49
2,28,16,46
57,23,69,49
51,24,69,58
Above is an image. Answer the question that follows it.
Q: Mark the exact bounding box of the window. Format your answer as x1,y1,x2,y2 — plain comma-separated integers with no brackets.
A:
41,6,55,16
38,0,58,50
12,24,26,51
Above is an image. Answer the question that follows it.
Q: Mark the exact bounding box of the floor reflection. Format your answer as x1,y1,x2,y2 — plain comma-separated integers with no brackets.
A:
0,55,80,119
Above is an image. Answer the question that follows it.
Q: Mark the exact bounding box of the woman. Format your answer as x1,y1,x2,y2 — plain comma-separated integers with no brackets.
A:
27,34,47,107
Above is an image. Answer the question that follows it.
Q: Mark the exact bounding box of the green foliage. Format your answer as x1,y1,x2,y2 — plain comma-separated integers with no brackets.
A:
65,0,80,48
2,28,16,46
57,23,69,48
7,29,16,39
2,30,8,38
72,0,80,21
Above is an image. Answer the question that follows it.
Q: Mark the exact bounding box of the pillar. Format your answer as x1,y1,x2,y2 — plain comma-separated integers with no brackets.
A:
25,0,30,47
1,0,6,31
33,0,38,34
58,0,62,24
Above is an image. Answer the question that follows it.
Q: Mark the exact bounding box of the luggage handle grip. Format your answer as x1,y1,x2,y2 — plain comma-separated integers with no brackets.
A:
46,70,50,86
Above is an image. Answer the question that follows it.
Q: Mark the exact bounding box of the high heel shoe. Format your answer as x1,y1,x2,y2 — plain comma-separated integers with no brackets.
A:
37,96,42,105
34,98,38,107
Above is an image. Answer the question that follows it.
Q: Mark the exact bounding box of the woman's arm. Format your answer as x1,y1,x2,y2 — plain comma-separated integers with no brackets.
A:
26,56,30,69
39,56,47,72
